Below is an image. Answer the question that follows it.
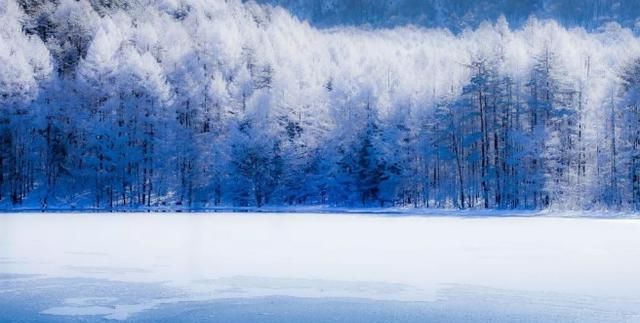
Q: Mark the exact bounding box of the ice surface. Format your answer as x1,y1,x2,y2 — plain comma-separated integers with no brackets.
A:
1,213,640,322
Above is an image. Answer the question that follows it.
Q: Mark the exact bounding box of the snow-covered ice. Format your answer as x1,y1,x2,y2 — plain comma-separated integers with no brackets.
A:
1,213,640,322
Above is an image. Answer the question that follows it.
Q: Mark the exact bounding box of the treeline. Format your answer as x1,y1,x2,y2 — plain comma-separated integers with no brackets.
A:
1,0,640,210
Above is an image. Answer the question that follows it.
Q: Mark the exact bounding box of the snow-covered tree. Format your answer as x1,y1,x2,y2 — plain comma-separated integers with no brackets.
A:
1,0,640,210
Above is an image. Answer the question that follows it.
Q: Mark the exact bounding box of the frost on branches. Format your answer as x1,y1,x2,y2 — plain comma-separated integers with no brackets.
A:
2,0,640,210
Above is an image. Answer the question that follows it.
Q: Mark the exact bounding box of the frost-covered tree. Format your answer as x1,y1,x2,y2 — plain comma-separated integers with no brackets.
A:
1,0,640,210
0,0,52,204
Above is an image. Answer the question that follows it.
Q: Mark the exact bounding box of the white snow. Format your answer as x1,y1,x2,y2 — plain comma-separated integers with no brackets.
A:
1,213,640,321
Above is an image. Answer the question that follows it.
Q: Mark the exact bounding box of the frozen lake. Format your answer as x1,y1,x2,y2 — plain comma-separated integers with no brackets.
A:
1,213,640,322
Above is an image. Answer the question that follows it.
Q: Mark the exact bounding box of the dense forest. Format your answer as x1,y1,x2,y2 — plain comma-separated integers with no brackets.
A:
2,0,640,210
258,0,640,32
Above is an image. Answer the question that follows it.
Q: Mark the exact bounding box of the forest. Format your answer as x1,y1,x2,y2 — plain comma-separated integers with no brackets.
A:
2,0,640,210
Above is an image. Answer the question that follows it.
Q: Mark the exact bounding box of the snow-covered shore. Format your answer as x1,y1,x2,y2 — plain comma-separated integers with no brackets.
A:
3,206,640,219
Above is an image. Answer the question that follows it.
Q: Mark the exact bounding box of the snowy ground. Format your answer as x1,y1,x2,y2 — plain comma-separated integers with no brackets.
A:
1,213,640,322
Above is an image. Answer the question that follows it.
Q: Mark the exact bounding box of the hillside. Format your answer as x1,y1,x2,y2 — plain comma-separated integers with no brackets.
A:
255,0,640,32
